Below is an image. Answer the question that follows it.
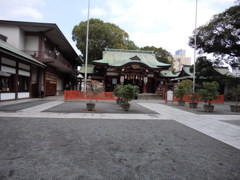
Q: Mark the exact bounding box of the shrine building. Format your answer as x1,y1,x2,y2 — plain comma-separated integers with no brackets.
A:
82,48,173,94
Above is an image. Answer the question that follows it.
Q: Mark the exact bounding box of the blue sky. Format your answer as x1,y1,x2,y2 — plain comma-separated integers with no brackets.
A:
0,0,237,62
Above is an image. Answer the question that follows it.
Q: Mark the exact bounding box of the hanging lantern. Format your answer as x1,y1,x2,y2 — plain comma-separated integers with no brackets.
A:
120,75,124,84
144,76,148,84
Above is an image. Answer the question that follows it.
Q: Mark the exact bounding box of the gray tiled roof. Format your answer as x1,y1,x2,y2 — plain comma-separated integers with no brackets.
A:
0,39,46,67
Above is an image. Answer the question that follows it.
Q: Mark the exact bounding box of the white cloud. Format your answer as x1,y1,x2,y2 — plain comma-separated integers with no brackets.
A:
0,0,44,20
100,0,235,63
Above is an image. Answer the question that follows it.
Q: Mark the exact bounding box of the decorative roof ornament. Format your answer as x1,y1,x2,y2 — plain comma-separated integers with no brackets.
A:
130,55,141,61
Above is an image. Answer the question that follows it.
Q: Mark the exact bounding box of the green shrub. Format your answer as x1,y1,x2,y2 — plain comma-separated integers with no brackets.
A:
174,84,186,101
228,84,240,106
198,81,219,106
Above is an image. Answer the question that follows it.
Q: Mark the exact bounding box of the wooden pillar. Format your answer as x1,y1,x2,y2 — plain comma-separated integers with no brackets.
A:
143,84,147,93
15,62,19,99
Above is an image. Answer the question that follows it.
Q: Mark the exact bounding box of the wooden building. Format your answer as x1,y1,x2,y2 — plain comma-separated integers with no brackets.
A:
0,20,79,98
0,35,46,101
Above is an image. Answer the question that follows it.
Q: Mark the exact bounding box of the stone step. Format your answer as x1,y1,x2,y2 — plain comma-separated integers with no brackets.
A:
137,93,163,100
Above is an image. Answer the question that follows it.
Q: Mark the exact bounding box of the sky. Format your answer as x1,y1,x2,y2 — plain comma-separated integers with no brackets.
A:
0,0,237,63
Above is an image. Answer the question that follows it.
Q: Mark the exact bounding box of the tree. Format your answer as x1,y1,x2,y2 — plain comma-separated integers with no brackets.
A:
199,81,219,106
72,18,138,64
140,46,173,64
189,5,240,66
195,56,216,81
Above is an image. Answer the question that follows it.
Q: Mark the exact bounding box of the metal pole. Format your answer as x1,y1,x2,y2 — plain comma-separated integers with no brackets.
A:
193,0,198,94
84,0,90,92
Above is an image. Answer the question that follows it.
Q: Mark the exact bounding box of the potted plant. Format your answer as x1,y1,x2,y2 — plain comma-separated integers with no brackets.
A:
198,81,219,112
113,84,124,104
121,84,139,111
174,83,186,106
228,84,240,112
86,80,104,111
189,93,199,108
180,79,199,108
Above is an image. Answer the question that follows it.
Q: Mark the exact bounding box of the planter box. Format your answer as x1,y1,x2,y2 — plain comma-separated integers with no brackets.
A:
189,102,198,108
230,105,240,112
178,100,185,106
86,102,95,111
122,102,130,111
116,99,124,104
203,105,214,112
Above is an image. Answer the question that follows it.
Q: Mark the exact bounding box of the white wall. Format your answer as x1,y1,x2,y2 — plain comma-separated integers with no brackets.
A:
18,92,30,99
19,28,25,50
0,93,15,100
57,76,63,91
25,35,39,51
0,26,21,49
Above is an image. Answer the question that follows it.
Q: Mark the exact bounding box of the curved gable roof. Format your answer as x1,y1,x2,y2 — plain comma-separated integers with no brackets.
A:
93,49,171,69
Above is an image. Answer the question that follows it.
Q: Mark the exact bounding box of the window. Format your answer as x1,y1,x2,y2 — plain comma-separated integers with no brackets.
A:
18,76,30,92
0,74,16,92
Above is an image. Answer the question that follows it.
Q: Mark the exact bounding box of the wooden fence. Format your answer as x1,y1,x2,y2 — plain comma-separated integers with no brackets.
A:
165,94,224,104
64,90,117,101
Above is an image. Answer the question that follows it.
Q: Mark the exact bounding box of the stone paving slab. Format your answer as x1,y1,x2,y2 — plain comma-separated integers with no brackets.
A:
164,102,240,115
0,117,239,179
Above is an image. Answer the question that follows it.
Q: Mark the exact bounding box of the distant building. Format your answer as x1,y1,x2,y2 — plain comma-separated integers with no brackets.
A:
172,49,191,71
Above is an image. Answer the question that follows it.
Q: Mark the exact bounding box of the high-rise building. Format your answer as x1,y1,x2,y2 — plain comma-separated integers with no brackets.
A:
172,49,191,71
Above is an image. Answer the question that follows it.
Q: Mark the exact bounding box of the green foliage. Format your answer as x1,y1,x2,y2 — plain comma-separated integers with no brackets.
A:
194,56,236,95
114,84,139,102
140,46,173,65
174,80,193,100
195,56,215,80
198,81,219,105
228,84,240,105
122,84,139,102
72,18,138,64
174,84,186,100
189,5,240,65
180,80,193,94
113,84,124,99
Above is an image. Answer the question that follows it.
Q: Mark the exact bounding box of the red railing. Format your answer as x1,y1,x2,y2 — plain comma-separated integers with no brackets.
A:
165,94,224,104
64,90,117,101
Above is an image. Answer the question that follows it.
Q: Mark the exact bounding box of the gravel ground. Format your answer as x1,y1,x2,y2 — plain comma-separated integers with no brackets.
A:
0,100,51,112
44,101,157,114
223,120,240,126
0,117,240,180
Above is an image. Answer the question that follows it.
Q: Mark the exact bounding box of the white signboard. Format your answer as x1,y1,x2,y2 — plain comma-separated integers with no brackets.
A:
167,90,173,102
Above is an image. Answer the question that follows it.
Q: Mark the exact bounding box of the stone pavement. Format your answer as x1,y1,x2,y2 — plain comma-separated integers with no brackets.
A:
0,98,240,150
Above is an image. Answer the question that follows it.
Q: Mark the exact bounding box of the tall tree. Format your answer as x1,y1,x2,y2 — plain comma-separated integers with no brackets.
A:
72,18,138,64
189,5,240,66
140,46,173,64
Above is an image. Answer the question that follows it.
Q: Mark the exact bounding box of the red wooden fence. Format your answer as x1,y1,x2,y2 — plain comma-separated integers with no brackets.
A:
64,90,117,101
165,94,224,104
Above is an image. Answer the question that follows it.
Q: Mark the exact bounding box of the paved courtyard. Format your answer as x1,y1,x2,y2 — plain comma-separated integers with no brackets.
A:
0,98,240,179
